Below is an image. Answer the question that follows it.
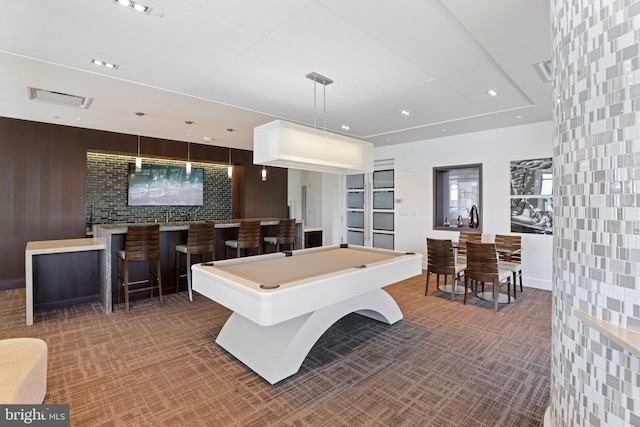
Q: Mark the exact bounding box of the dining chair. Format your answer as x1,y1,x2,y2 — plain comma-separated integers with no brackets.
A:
224,220,262,258
425,238,467,301
494,234,523,298
263,218,296,252
456,231,482,264
175,221,215,301
117,224,163,313
464,241,512,312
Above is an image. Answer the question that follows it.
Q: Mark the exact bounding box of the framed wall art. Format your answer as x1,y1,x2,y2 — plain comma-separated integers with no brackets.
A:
510,158,553,235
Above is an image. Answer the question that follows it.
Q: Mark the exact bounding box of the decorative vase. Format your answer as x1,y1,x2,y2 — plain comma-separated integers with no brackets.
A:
456,215,464,227
469,205,479,228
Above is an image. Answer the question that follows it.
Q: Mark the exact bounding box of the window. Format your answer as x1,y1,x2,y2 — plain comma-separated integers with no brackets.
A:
433,163,482,231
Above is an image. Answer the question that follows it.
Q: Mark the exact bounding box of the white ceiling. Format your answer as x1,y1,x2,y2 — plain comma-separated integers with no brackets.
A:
0,0,552,151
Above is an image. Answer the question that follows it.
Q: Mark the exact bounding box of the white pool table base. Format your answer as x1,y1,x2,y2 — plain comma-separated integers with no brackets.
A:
215,288,402,384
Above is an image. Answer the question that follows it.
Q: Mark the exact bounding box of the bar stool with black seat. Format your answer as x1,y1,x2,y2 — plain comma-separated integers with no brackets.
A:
175,221,215,301
425,238,467,301
464,241,512,312
495,234,523,298
225,220,261,258
263,218,296,253
117,224,163,313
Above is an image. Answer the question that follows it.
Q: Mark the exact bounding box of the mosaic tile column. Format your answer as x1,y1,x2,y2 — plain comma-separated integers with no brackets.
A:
550,0,640,426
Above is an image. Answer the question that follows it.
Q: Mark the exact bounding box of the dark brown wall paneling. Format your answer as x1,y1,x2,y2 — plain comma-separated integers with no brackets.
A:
231,149,288,219
0,117,288,289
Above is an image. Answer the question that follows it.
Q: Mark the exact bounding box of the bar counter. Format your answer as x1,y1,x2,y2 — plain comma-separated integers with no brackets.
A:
94,219,303,314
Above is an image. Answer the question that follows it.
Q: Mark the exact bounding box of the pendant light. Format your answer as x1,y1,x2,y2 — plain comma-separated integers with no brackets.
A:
185,141,192,178
261,165,267,182
227,148,233,179
253,72,373,175
135,135,142,172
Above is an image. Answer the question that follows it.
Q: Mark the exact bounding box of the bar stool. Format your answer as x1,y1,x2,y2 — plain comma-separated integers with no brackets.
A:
225,220,261,258
263,218,296,252
175,221,215,301
117,224,163,313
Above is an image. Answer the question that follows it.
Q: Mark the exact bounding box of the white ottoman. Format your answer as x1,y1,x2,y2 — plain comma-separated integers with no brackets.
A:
0,338,48,404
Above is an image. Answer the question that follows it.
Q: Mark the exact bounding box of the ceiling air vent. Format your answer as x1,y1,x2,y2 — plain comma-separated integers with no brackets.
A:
26,87,92,109
532,60,552,82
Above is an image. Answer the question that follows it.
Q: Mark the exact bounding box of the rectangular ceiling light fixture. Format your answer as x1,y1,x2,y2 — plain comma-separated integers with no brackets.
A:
253,120,374,175
26,87,93,109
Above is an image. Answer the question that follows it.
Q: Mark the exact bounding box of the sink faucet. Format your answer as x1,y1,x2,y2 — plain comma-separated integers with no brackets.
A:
165,207,171,223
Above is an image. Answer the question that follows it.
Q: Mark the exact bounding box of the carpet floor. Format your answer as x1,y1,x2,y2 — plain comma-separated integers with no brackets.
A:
0,272,551,426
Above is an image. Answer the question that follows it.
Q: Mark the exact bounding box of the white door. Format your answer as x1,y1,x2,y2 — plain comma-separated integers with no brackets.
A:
346,160,395,249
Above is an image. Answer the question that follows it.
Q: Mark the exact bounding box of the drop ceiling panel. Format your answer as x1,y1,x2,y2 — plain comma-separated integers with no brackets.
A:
186,0,314,35
190,37,392,128
394,79,488,120
329,92,445,137
438,63,533,112
318,0,489,77
268,2,434,92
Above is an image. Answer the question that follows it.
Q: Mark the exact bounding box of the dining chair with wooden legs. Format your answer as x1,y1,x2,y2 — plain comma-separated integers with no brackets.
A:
464,241,512,312
495,234,523,298
456,231,482,264
425,238,467,301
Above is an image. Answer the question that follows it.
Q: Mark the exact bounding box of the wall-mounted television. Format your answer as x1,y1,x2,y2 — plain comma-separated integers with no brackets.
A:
127,163,204,206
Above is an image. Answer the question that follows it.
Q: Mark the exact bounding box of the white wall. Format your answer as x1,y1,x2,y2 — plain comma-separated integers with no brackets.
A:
377,121,553,290
288,120,554,290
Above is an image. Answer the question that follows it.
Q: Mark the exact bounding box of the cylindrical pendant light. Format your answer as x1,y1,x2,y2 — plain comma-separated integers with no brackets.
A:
135,135,142,172
186,141,192,178
261,165,267,181
228,148,233,179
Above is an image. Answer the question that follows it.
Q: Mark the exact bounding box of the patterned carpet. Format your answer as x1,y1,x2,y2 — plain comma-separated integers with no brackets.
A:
0,273,551,426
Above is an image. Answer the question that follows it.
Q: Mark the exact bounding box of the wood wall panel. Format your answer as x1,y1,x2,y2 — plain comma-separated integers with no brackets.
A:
0,117,288,289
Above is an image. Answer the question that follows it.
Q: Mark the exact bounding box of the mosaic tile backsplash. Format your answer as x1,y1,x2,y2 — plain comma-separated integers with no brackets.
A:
551,0,640,426
85,152,231,229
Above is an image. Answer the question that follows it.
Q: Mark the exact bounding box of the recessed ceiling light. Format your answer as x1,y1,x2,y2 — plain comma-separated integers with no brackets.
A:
91,58,119,69
203,136,212,142
112,0,151,14
341,125,350,130
400,110,411,116
486,89,499,97
516,115,522,119
135,111,145,116
442,128,446,131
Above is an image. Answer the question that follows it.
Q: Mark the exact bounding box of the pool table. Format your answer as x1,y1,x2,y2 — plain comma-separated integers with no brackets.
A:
192,244,422,384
